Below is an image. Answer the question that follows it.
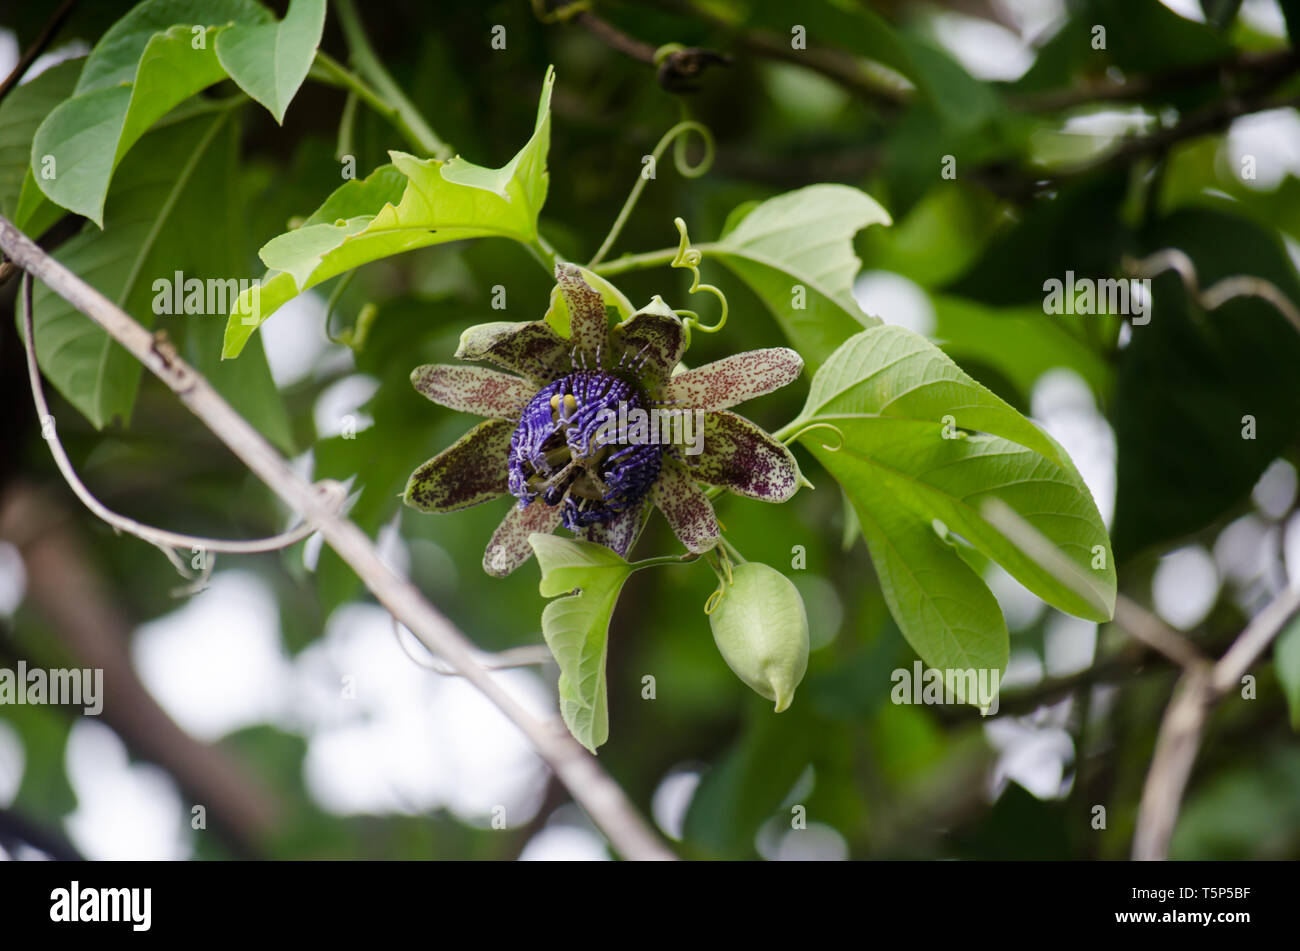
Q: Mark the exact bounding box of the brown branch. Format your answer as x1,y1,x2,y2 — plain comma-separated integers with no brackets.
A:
1132,583,1300,861
1011,48,1300,112
570,10,731,93
631,0,909,107
0,215,675,861
935,646,1163,723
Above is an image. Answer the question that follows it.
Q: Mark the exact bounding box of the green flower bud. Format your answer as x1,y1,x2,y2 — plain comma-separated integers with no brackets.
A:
708,562,809,712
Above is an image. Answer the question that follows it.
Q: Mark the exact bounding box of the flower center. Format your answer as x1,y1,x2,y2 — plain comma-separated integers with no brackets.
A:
508,371,663,529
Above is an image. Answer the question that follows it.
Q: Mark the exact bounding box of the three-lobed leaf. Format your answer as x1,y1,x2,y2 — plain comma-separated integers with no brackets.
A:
223,66,557,358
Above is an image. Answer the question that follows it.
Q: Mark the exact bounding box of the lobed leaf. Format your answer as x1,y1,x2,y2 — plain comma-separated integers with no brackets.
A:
223,66,557,358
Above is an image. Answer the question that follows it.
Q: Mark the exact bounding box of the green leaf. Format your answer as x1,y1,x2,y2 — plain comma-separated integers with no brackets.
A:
1277,615,1300,731
813,415,1113,620
930,294,1114,402
219,162,407,358
712,184,890,370
222,66,557,358
797,325,1077,471
215,0,325,123
74,0,271,94
31,0,269,224
1282,0,1300,43
0,58,81,227
529,533,634,752
27,107,287,435
858,183,999,289
1199,0,1243,29
794,325,1115,676
846,484,1009,677
682,700,820,857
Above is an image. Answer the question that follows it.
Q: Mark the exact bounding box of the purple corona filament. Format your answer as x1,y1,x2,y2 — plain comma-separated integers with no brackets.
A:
508,370,663,530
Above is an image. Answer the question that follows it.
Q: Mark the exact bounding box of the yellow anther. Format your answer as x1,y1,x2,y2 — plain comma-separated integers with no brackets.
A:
562,394,577,412
550,394,561,411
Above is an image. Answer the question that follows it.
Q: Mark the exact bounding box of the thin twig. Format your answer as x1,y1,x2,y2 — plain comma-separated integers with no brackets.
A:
1131,662,1213,861
0,0,78,104
20,279,338,578
1113,594,1208,670
570,11,731,93
640,0,909,107
391,616,554,677
0,214,674,861
977,496,1300,859
1132,582,1300,859
1011,48,1300,112
1126,249,1300,336
981,499,1205,668
1211,585,1300,695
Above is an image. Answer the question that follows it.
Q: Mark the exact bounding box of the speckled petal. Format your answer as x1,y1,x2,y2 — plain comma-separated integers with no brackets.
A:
610,306,686,389
555,263,608,367
455,320,571,384
690,410,800,502
663,347,803,411
411,364,534,419
650,457,720,554
483,500,564,577
404,419,513,513
579,502,647,558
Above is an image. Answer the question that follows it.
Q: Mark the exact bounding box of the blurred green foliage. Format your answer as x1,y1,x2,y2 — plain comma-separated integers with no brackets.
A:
3,0,1300,860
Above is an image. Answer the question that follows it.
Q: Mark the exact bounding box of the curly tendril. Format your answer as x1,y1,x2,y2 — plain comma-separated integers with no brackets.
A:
587,118,714,268
669,216,728,350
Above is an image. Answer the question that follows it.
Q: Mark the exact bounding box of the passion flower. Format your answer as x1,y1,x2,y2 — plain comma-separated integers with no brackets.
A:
403,264,803,576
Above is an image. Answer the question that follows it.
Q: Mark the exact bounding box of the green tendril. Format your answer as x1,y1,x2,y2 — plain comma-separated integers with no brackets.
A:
670,217,728,350
588,116,713,268
324,271,357,345
325,272,379,352
781,421,845,451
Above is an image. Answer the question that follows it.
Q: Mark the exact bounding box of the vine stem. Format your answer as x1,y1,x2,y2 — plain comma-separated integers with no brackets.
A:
592,243,716,277
329,0,451,160
20,277,342,577
0,214,674,862
587,119,713,268
311,50,445,158
980,496,1300,860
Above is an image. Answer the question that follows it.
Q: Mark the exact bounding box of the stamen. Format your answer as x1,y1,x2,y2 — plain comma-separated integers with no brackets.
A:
508,369,663,529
